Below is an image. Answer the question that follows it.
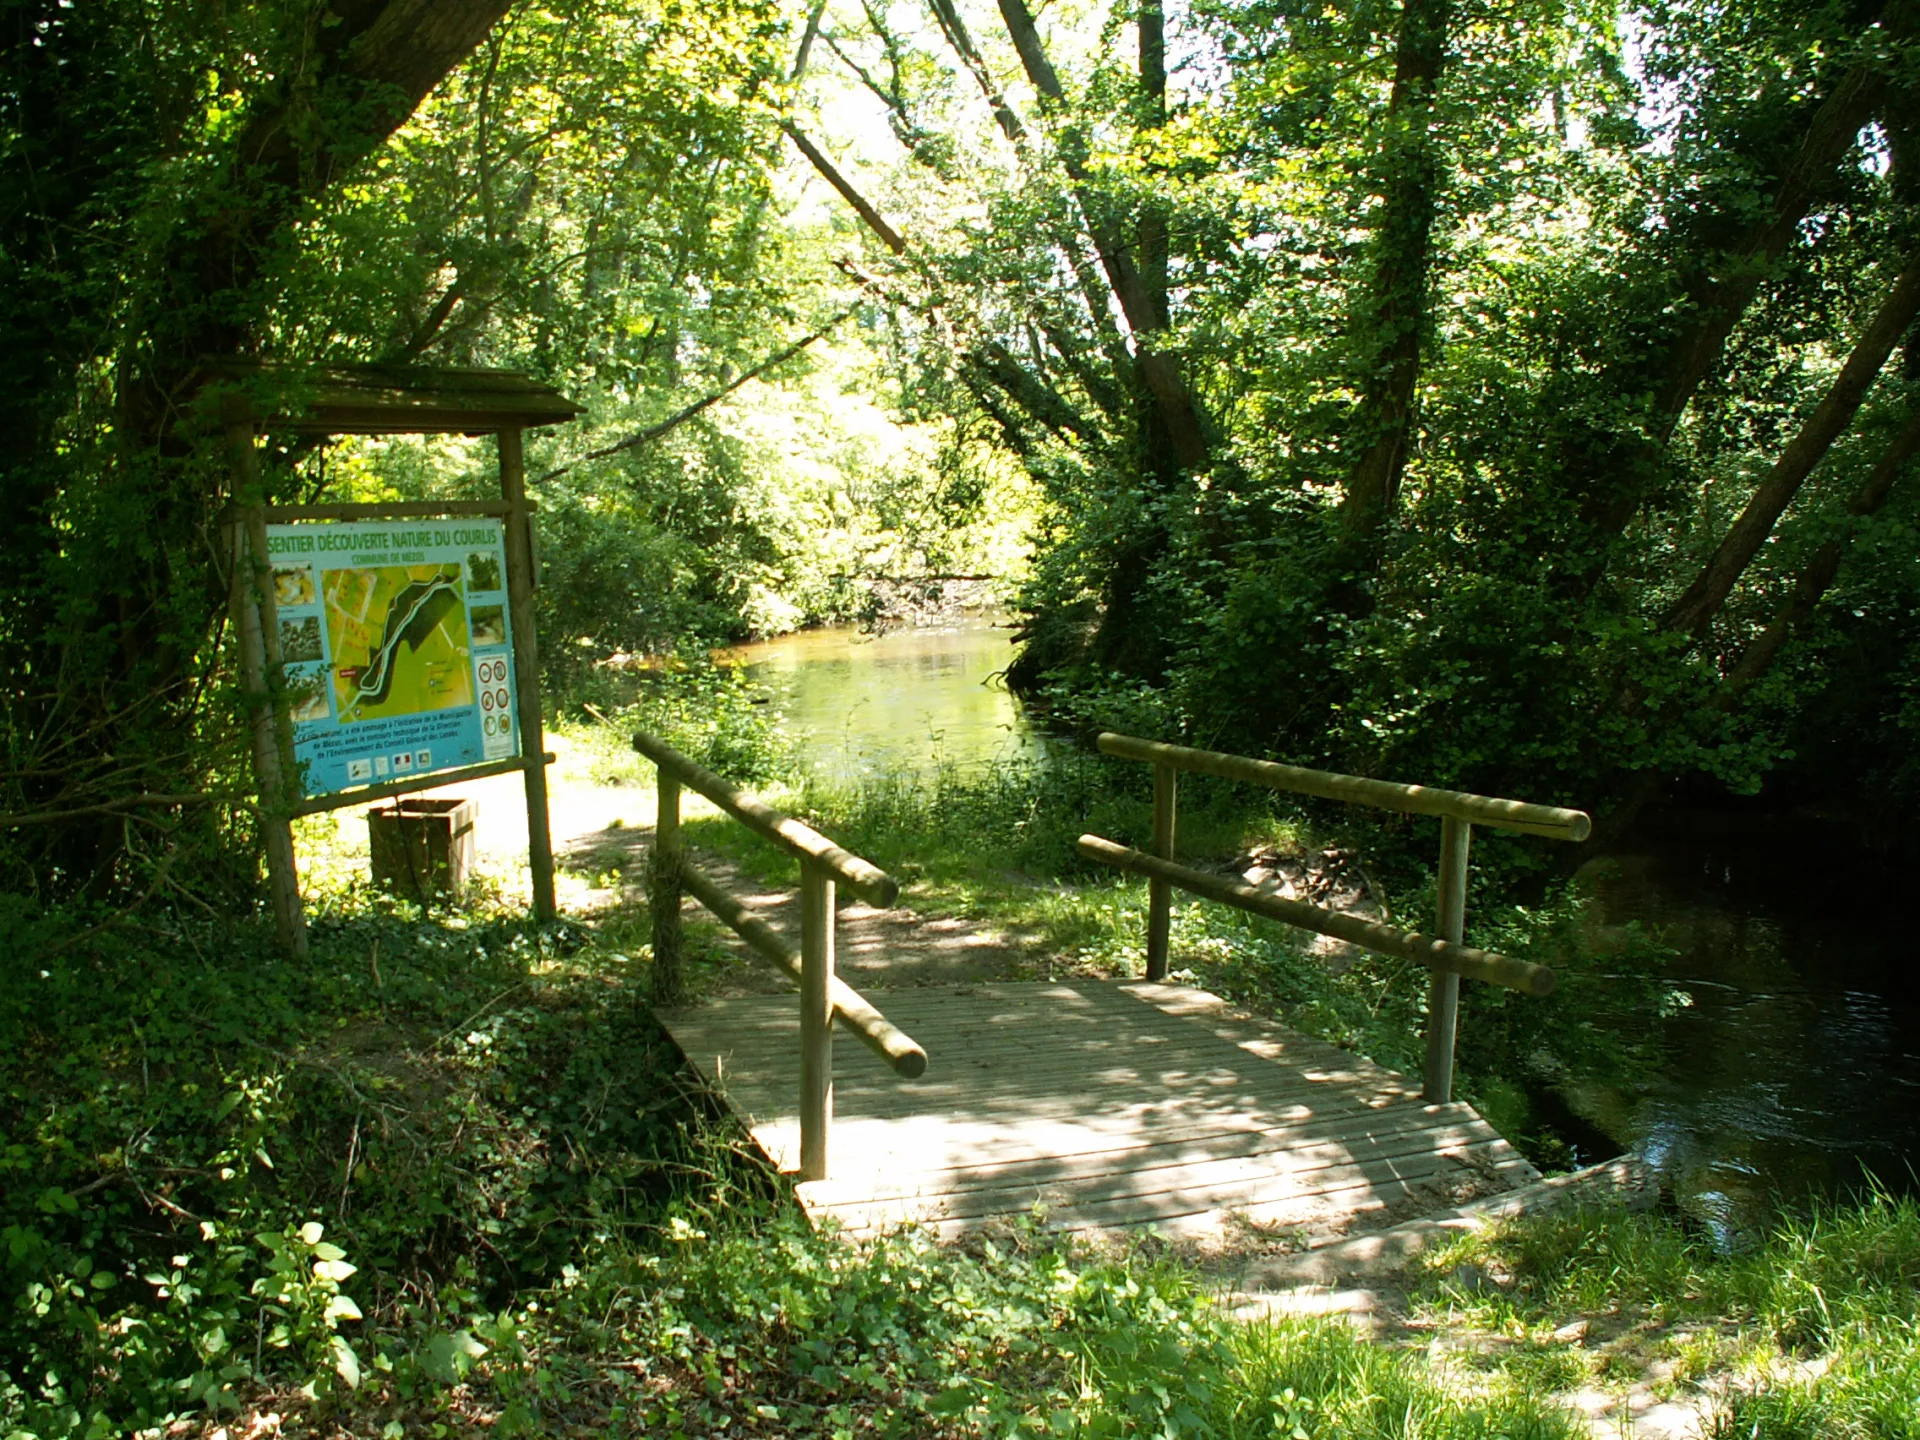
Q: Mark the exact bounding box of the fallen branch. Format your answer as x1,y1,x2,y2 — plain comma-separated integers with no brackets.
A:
0,792,249,830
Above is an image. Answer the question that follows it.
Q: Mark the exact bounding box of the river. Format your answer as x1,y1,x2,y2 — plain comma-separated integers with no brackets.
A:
1575,842,1920,1240
720,620,1045,782
727,619,1920,1237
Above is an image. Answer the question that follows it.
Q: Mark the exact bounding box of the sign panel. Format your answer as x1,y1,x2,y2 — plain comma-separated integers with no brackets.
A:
265,519,520,799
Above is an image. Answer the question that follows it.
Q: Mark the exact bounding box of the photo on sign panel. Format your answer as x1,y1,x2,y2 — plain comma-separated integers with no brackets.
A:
470,604,506,647
323,563,473,723
287,669,331,723
467,551,502,591
280,616,323,663
274,563,316,608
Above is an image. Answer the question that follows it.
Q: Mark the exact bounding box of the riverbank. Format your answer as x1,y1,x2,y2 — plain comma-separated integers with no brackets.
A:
9,721,1920,1438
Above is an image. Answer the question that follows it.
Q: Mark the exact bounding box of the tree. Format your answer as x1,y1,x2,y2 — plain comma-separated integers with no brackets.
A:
786,0,1920,828
0,0,795,895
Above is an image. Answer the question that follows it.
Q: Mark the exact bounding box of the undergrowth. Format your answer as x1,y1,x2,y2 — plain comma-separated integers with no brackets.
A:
4,887,1593,1439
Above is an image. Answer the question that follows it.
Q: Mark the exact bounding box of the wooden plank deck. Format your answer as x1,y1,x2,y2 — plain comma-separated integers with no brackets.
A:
661,981,1539,1241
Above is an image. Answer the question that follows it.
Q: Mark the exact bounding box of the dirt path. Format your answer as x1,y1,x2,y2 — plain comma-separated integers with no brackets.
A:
299,731,1042,991
559,815,1040,994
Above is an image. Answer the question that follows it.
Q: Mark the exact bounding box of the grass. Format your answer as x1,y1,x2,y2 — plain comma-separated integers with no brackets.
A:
0,681,1852,1438
1414,1194,1920,1437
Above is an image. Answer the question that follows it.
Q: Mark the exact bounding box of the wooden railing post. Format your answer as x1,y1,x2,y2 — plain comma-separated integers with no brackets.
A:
649,770,685,1006
1146,762,1178,981
799,860,836,1181
500,426,557,922
1423,816,1472,1102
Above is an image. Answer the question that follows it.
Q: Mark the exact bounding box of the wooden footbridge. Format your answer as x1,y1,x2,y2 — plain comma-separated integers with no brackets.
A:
637,731,1590,1242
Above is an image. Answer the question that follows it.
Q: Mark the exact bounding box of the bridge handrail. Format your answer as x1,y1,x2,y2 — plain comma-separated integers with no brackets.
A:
679,861,927,1077
1096,733,1590,841
1091,731,1590,1103
1076,835,1553,996
634,731,900,906
633,729,922,1182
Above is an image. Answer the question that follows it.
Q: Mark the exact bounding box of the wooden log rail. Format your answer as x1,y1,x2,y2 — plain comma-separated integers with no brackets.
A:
1087,732,1590,1103
1075,837,1554,996
633,731,924,1182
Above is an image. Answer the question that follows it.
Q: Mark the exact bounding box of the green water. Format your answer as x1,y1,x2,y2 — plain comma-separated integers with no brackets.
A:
722,620,1043,782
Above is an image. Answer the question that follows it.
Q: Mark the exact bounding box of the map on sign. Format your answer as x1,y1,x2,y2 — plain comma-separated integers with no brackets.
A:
265,518,520,799
324,564,475,723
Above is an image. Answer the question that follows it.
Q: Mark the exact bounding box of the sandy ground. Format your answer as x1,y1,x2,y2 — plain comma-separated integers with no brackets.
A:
300,729,1032,989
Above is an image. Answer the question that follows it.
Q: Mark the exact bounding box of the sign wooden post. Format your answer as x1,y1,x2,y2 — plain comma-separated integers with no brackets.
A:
499,426,556,922
226,421,309,957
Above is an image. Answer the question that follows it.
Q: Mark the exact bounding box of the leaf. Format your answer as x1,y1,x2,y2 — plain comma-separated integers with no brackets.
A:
332,1335,362,1389
325,1294,363,1322
311,1241,347,1262
314,1259,358,1282
929,1385,972,1416
423,1330,488,1384
453,1330,488,1360
299,1221,325,1246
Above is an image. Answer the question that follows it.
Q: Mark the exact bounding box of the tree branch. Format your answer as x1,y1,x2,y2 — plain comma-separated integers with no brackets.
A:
1720,404,1920,699
1664,256,1920,638
783,122,909,253
535,311,856,484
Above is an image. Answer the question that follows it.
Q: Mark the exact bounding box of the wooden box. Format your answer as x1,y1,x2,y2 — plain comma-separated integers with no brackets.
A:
367,797,476,902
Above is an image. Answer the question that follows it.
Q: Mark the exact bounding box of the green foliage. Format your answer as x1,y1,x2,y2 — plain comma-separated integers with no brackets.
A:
0,891,745,1437
2,880,1595,1440
806,0,1920,829
580,653,792,783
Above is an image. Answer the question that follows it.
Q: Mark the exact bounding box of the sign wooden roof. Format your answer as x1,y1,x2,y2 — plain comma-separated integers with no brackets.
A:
189,358,583,435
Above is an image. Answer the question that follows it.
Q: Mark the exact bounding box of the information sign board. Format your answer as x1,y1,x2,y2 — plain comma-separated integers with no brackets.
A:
265,519,520,799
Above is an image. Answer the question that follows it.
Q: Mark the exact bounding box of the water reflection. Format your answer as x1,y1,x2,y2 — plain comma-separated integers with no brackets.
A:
1583,846,1920,1235
719,620,1043,782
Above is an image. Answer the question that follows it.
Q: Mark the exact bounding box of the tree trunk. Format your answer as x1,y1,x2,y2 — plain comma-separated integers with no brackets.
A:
1137,0,1171,332
928,0,1026,144
1664,256,1920,638
1650,59,1898,434
4,0,512,893
993,0,1211,471
1340,0,1453,542
1720,405,1920,699
1568,9,1911,555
